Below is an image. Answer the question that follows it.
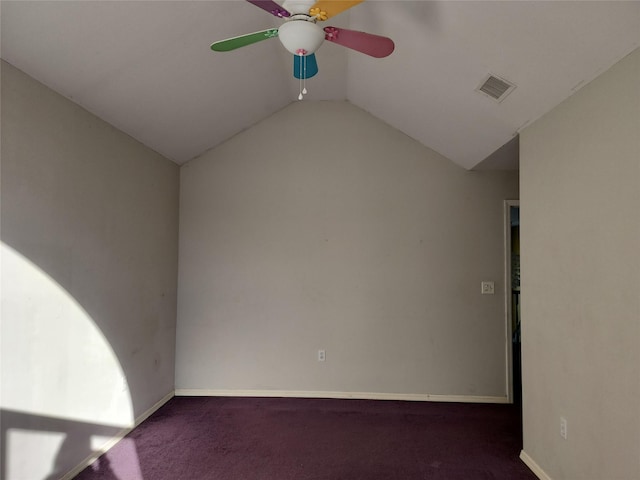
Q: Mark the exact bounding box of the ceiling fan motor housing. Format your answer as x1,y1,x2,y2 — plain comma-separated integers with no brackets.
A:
282,0,316,15
278,18,325,56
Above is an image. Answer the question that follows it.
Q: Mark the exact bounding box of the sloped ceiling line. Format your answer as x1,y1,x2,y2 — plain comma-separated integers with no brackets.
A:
2,1,639,170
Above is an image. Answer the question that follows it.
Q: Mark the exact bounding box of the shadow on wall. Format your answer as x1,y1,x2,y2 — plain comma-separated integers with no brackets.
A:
0,410,131,480
0,243,140,479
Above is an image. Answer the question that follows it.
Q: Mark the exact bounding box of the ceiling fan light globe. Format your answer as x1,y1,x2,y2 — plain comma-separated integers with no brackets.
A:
278,20,325,56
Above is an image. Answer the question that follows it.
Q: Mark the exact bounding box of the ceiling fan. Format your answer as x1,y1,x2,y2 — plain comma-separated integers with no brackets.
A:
210,0,395,99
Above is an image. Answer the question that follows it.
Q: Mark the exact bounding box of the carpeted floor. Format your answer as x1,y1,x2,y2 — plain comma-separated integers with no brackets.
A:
77,396,537,479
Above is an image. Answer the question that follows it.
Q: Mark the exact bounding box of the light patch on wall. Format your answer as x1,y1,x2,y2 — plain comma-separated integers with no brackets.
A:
0,243,134,427
6,430,66,480
1,243,135,478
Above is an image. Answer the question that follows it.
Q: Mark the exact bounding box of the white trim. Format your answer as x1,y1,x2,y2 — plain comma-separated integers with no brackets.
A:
504,199,520,403
520,450,554,480
59,391,175,480
174,389,509,404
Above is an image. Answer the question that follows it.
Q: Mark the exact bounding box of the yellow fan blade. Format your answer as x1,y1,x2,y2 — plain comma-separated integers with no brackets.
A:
309,0,365,21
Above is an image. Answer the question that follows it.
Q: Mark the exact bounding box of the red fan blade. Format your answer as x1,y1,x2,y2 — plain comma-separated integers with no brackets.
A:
246,0,290,18
323,27,394,58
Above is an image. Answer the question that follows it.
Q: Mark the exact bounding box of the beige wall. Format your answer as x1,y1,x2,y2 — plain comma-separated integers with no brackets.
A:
520,48,640,479
176,100,518,399
1,61,180,480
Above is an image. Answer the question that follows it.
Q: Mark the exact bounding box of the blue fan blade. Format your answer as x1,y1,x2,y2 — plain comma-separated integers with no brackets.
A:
293,54,319,79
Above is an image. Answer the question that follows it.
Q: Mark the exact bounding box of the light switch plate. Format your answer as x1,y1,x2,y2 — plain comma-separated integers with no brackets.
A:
481,281,495,294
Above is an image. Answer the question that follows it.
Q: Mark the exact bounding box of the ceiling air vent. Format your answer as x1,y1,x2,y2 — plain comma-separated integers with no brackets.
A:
476,74,516,102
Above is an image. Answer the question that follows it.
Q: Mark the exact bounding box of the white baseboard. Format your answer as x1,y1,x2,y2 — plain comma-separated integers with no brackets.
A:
520,450,554,480
174,389,509,404
60,391,175,480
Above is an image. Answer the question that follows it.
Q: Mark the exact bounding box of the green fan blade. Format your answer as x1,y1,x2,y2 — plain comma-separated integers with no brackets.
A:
211,29,278,52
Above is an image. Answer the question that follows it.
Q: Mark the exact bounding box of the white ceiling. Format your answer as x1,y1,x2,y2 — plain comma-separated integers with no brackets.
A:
2,1,639,170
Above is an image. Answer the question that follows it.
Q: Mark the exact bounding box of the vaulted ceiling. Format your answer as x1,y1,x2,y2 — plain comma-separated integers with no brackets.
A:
2,1,639,170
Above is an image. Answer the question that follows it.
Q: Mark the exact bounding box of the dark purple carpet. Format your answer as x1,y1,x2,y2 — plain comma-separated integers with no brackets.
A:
77,396,536,480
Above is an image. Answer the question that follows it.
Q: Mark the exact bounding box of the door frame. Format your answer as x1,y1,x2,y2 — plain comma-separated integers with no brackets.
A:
504,200,519,403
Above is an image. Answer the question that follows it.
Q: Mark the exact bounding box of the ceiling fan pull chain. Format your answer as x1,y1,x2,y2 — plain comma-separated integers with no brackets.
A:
298,52,303,99
302,55,308,95
297,49,308,100
298,74,303,100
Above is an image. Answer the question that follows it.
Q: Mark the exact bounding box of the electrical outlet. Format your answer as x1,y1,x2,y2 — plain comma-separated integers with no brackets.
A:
317,349,326,362
560,417,568,439
481,281,495,294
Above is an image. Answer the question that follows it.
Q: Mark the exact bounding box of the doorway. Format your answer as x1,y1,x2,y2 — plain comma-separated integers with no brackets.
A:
504,200,521,405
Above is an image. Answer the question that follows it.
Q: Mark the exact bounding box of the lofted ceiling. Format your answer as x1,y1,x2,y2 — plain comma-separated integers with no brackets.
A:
2,1,639,170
